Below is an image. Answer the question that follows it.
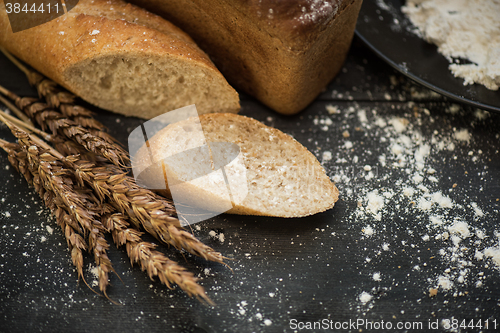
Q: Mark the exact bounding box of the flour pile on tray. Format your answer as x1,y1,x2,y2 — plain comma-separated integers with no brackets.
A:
402,0,500,90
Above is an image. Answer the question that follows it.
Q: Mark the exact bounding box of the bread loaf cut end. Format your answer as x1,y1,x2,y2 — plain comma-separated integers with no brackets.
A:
64,53,240,117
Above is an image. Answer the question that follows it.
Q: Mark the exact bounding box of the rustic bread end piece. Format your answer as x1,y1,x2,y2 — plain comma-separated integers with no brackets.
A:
134,113,339,218
0,0,240,118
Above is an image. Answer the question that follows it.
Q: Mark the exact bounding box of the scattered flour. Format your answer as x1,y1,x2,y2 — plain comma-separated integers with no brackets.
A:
365,190,385,221
357,110,368,124
429,215,443,226
208,230,225,243
483,246,500,268
318,101,499,307
389,117,409,133
322,151,333,162
453,129,471,142
263,319,272,326
448,221,470,238
89,265,99,287
326,104,339,114
363,225,375,237
359,292,373,304
437,275,453,291
402,186,415,197
344,141,353,149
471,202,484,218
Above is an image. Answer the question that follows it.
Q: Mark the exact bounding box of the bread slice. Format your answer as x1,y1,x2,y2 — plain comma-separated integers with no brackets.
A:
0,0,240,118
127,0,362,115
133,113,339,218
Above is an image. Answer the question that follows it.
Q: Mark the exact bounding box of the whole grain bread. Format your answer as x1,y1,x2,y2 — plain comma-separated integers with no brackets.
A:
127,0,363,115
0,0,240,118
133,113,339,218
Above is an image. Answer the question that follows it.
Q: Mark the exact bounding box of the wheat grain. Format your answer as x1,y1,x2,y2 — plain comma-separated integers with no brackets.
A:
0,85,129,167
102,211,212,304
1,121,116,295
0,139,90,289
67,157,226,265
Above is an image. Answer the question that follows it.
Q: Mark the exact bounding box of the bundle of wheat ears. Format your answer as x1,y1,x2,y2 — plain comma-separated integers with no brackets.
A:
0,49,226,305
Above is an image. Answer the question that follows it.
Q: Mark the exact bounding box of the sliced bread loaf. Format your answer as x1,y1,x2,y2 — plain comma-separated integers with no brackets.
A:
127,0,363,115
133,113,339,218
0,0,240,118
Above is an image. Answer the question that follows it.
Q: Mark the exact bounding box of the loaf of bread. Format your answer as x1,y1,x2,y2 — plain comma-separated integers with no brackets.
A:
133,112,339,218
0,0,240,118
127,0,363,115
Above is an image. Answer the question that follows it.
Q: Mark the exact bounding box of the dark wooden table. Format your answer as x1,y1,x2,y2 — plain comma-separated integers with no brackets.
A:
1,34,499,333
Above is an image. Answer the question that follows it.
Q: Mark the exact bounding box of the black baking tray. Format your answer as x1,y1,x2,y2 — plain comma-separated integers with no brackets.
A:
356,0,500,113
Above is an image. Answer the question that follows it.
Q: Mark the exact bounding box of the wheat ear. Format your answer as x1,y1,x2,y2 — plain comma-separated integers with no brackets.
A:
0,100,224,265
0,137,214,302
102,211,213,304
0,119,116,296
67,157,226,265
0,84,129,167
0,139,92,291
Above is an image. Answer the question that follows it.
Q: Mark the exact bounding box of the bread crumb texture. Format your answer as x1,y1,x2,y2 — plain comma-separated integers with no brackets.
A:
199,114,339,217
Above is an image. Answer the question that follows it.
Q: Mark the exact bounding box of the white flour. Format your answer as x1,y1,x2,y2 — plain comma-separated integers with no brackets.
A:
316,97,499,306
402,0,500,90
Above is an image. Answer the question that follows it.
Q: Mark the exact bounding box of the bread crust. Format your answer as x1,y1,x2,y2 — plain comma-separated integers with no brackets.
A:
226,0,349,50
0,0,240,117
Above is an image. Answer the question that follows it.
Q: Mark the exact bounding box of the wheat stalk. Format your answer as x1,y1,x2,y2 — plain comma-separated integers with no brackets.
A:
0,96,224,264
0,84,129,167
66,157,226,265
102,211,213,304
0,137,213,303
0,121,219,302
0,79,226,302
0,119,116,296
0,139,90,291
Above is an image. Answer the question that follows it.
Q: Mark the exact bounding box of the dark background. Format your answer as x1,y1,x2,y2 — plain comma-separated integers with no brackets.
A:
0,13,499,333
